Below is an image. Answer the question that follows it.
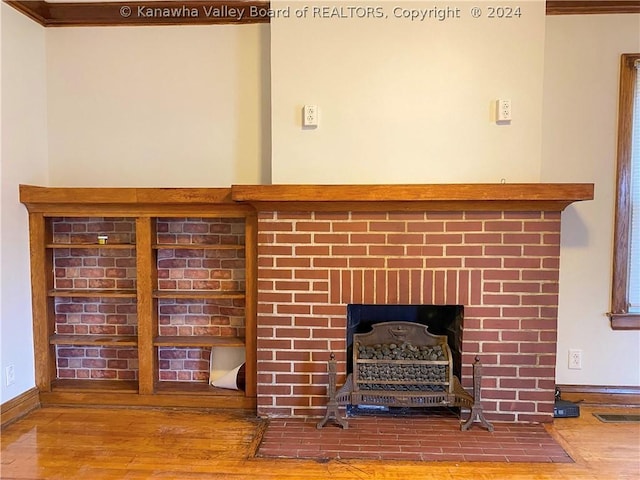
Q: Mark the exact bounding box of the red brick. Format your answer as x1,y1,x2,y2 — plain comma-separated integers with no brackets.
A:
482,342,519,353
350,233,386,244
275,281,310,291
504,258,542,269
349,258,387,271
485,221,523,232
425,233,463,244
518,367,556,378
407,222,444,233
484,245,522,256
406,245,443,256
370,221,406,232
276,351,311,362
543,233,561,245
522,294,558,306
500,354,539,365
483,270,520,281
505,212,542,220
293,293,329,304
259,339,292,350
311,305,346,316
503,282,541,293
424,212,463,220
499,378,537,389
445,245,483,256
464,233,502,244
504,233,542,245
482,319,520,330
445,221,483,232
501,331,539,342
483,294,521,305
295,221,331,232
82,358,107,368
259,362,293,372
368,245,405,256
482,389,517,400
426,258,462,268
259,269,292,279
293,340,329,350
388,258,424,268
276,327,310,339
483,282,500,293
499,401,536,412
275,373,311,384
313,258,348,268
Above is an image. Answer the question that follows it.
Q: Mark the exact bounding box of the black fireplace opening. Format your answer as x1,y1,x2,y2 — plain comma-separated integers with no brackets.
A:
346,304,463,380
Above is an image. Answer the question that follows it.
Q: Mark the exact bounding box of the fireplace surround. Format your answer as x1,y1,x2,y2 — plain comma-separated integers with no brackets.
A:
232,183,594,423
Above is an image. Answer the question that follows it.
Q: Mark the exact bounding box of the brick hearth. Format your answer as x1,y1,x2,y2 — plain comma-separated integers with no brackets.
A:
256,210,562,422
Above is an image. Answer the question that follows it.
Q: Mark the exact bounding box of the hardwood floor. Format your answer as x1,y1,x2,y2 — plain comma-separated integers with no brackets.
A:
1,405,639,479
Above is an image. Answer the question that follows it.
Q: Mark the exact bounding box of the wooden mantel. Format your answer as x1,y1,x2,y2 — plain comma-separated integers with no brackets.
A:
230,183,594,212
20,183,595,213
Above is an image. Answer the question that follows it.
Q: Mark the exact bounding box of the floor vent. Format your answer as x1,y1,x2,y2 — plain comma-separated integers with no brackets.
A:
593,414,640,423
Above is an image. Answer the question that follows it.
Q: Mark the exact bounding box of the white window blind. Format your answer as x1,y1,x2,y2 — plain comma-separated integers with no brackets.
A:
628,59,640,312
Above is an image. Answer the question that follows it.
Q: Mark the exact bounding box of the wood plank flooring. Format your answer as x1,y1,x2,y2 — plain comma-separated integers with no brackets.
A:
1,405,639,479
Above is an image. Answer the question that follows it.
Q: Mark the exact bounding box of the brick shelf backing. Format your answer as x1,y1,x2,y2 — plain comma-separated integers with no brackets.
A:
158,347,211,382
56,345,138,381
256,210,562,422
155,217,246,382
52,217,139,381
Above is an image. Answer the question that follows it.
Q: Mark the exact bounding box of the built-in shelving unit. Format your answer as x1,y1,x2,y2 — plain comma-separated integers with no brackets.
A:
20,185,256,409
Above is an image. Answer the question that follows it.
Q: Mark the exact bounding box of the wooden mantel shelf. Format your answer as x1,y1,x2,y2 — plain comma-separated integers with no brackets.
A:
20,183,594,213
230,183,594,212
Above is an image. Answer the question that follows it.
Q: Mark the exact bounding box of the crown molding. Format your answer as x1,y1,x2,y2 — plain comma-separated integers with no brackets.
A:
4,1,270,26
546,1,640,15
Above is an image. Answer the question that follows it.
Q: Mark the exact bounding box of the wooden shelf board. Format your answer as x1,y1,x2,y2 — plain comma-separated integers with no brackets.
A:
231,183,595,212
50,334,138,346
153,244,244,250
51,379,139,394
153,290,245,299
155,381,245,396
39,391,256,409
49,289,137,298
47,243,135,249
153,336,245,347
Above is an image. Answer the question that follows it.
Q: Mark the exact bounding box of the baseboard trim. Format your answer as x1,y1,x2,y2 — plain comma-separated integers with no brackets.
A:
1,388,41,428
557,384,640,407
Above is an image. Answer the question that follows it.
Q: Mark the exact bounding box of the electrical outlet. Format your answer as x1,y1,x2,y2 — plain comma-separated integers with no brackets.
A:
303,105,318,127
5,364,15,386
496,99,512,122
568,349,582,370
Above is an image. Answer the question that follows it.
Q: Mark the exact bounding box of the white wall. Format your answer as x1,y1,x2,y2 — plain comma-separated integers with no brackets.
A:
270,0,546,184
542,14,640,386
0,3,49,404
46,24,270,187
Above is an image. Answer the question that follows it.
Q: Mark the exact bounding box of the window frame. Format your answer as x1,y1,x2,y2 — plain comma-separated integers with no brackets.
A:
610,53,640,330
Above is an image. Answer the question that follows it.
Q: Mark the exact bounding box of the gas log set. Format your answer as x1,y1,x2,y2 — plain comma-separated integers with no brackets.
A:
356,341,448,392
317,321,494,431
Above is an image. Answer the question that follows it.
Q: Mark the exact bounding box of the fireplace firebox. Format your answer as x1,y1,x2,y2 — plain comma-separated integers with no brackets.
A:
317,320,494,431
347,304,463,379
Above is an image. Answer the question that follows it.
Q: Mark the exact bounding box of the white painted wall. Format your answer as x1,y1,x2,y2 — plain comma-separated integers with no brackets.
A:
542,14,640,386
270,0,546,184
46,24,270,187
0,3,49,404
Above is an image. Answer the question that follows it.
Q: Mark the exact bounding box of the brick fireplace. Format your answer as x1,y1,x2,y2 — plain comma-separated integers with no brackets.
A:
232,184,594,423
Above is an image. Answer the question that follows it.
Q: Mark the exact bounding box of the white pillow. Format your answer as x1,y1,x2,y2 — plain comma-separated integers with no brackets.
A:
209,346,246,390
